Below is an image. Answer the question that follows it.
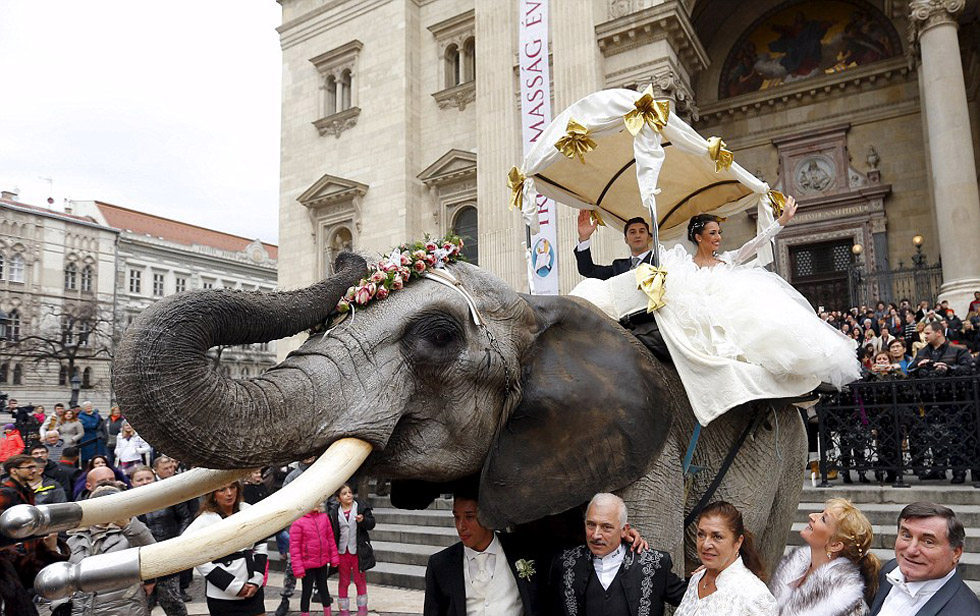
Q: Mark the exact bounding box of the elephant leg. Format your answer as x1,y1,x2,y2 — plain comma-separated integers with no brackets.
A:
756,408,807,571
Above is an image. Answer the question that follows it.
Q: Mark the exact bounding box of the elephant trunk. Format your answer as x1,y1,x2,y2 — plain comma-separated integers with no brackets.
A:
113,253,367,468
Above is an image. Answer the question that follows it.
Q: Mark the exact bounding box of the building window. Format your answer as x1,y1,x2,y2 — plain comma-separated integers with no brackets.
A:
241,367,250,378
8,253,24,283
80,265,93,292
0,363,6,384
429,11,476,111
82,367,92,388
12,364,21,385
445,43,461,88
59,365,68,386
327,227,354,275
7,309,20,341
202,280,214,289
152,273,165,297
310,40,363,137
0,252,4,280
78,321,91,347
64,262,77,290
175,277,187,293
129,270,142,294
452,206,479,265
463,37,475,82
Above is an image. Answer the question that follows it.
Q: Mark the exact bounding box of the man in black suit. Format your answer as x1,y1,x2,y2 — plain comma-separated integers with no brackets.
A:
574,210,654,280
424,492,541,616
550,493,685,616
870,502,980,615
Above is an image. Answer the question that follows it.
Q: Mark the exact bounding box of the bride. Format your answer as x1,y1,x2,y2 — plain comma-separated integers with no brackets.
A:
654,195,862,425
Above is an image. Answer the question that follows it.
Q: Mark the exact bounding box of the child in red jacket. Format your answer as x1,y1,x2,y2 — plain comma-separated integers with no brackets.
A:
289,502,340,616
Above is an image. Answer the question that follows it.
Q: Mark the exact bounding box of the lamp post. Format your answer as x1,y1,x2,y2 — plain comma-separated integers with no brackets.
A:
911,235,927,268
848,243,864,307
69,373,82,408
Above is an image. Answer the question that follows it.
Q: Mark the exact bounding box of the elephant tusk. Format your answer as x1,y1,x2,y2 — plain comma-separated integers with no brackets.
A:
1,467,251,539
34,438,373,600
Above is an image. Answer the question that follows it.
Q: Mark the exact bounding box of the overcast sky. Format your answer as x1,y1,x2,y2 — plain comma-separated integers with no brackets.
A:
0,2,283,244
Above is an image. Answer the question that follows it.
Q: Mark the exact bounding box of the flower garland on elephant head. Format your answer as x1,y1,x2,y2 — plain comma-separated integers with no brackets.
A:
312,234,466,334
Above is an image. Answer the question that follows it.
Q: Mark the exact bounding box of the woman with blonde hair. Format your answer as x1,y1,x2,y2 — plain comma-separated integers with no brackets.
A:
769,498,881,615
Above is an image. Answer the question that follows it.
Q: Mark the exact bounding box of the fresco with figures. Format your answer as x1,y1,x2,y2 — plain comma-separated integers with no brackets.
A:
720,0,901,99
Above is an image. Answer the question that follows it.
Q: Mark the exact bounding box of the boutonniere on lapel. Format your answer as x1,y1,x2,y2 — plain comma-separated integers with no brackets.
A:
515,559,536,580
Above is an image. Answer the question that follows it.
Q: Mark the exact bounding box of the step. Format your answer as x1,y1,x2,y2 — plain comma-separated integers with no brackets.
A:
796,503,980,527
370,523,459,548
372,540,443,567
786,522,980,552
369,495,453,510
801,483,980,506
372,507,454,527
365,561,428,590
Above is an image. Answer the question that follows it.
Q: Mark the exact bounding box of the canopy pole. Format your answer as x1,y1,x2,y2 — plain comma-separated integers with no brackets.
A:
648,201,660,267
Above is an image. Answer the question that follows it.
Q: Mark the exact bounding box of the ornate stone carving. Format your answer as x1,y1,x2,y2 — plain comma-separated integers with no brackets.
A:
432,81,476,111
609,0,633,19
646,68,699,122
795,156,835,194
909,0,965,32
312,106,361,138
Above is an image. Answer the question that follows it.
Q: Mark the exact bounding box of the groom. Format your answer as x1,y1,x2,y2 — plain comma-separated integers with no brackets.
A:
573,211,653,280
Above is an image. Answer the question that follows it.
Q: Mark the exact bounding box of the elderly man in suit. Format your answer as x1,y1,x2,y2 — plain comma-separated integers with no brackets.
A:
574,211,654,280
870,502,980,615
424,491,541,616
550,493,686,616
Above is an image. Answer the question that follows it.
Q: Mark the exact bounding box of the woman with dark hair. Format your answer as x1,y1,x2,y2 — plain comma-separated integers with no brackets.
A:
181,481,268,616
675,501,776,615
654,199,860,425
769,498,880,615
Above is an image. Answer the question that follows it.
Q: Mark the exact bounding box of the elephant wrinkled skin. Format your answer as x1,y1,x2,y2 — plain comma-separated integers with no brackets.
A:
113,252,806,573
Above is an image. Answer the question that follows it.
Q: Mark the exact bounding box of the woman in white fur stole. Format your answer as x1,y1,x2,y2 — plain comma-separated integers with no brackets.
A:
769,498,881,616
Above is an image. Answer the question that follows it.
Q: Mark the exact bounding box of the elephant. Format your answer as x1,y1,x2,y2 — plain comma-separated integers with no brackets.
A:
110,251,807,576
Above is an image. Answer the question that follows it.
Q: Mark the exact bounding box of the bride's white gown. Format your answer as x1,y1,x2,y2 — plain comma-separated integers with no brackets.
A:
655,221,861,425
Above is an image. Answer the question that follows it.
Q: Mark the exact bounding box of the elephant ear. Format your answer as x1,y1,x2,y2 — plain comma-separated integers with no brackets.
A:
478,294,674,529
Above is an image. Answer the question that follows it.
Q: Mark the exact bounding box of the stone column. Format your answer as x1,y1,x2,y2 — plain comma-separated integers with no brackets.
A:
911,0,980,314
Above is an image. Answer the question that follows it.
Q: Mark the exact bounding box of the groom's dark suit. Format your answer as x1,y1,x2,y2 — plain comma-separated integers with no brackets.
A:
573,247,654,280
869,559,980,616
423,533,542,616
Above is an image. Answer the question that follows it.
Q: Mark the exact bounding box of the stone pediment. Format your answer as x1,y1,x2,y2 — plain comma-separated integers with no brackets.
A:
417,149,477,187
297,174,368,209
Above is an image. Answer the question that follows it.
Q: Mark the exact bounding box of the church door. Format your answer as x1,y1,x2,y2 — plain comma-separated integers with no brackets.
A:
789,240,853,310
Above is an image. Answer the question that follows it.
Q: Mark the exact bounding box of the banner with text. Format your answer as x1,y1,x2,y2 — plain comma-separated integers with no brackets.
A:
519,0,559,295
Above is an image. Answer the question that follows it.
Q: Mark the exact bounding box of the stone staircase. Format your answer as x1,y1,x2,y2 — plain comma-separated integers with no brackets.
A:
267,482,980,594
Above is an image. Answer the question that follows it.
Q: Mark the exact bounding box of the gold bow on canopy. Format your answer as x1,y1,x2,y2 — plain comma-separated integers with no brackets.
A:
706,136,734,173
767,190,787,218
623,85,670,137
507,167,525,211
635,263,668,313
555,118,597,163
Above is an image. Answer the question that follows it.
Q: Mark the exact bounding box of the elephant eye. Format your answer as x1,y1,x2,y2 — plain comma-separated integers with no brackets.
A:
402,311,464,362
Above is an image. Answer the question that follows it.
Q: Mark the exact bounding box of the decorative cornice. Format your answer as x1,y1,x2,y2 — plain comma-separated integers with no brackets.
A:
312,106,361,137
297,173,368,209
698,57,911,126
432,81,476,111
418,149,477,187
595,1,709,75
310,39,363,72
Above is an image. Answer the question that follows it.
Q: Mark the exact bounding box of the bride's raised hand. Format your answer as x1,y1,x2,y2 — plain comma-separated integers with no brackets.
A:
777,195,798,226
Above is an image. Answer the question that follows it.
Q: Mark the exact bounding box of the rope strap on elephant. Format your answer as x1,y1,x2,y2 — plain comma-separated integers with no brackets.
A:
683,405,769,528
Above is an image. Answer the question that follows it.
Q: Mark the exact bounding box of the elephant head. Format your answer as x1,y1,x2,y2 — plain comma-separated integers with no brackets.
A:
114,252,677,528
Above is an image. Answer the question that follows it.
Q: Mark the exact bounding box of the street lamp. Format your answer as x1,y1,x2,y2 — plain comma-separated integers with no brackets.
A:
911,235,927,268
851,243,863,257
69,373,82,408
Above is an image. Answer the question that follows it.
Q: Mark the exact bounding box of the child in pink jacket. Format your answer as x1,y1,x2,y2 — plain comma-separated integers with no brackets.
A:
289,502,340,616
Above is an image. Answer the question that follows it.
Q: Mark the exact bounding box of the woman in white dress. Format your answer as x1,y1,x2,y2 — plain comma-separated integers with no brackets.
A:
656,196,862,425
675,501,777,616
769,498,880,616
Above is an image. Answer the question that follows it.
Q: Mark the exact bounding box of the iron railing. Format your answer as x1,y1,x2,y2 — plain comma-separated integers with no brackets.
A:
816,374,980,487
847,262,943,308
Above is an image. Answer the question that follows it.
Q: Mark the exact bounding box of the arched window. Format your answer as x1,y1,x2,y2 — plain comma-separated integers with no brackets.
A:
8,253,24,283
327,227,354,274
8,309,20,341
340,69,352,111
463,37,476,83
12,364,22,385
81,265,94,292
82,367,92,388
59,365,68,386
0,363,7,384
62,316,74,345
64,262,77,290
241,367,250,378
325,74,338,116
452,206,479,265
0,252,4,280
445,43,461,88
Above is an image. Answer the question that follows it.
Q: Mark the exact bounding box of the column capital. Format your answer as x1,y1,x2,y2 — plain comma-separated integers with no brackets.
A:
647,67,699,123
909,0,965,36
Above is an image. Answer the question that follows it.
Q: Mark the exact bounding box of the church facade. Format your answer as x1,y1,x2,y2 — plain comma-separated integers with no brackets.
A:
276,0,980,352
